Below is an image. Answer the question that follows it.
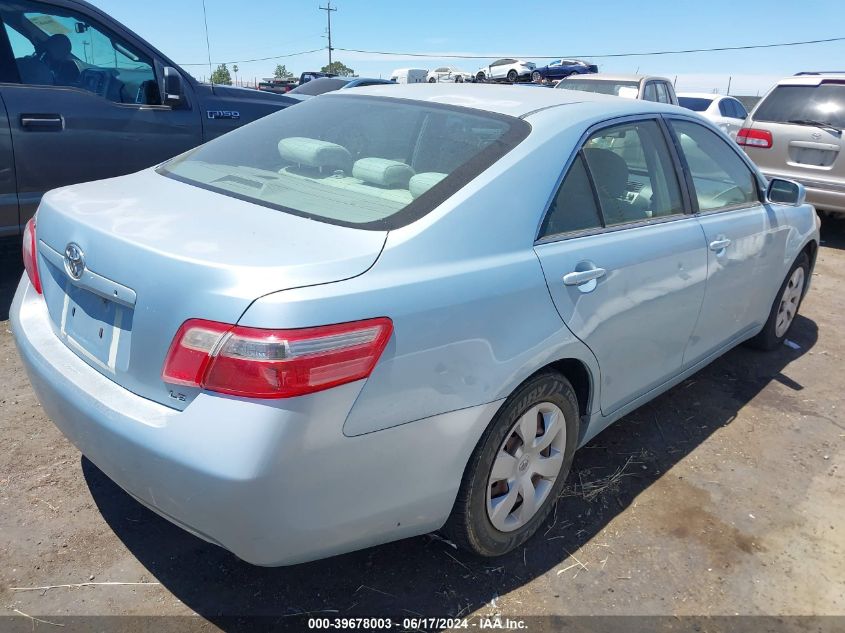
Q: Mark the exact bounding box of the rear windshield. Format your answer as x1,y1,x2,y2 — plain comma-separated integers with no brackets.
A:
754,83,845,127
288,77,349,95
558,78,639,98
679,97,713,112
159,95,529,230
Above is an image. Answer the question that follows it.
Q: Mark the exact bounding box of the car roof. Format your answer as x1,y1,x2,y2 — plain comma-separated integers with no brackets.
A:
677,92,726,99
776,73,845,86
329,82,678,118
579,73,672,82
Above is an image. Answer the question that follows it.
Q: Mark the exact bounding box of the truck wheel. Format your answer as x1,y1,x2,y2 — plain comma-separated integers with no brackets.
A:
443,371,579,557
747,252,810,350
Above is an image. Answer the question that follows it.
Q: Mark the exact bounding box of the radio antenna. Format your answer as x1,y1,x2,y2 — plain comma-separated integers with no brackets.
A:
202,0,213,83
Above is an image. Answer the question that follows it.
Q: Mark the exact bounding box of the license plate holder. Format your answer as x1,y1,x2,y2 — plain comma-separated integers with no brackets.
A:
61,283,129,372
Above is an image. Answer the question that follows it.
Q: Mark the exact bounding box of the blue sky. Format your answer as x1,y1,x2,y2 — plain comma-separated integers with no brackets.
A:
92,0,845,95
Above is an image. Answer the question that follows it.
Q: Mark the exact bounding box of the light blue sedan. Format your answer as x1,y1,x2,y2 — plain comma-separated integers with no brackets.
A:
11,84,819,566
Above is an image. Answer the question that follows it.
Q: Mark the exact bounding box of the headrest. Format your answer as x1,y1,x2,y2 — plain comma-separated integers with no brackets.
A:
44,34,72,60
583,147,628,198
352,158,414,188
409,172,447,198
278,137,353,172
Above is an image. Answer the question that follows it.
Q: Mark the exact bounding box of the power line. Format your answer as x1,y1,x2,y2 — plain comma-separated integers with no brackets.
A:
180,47,325,67
333,35,845,60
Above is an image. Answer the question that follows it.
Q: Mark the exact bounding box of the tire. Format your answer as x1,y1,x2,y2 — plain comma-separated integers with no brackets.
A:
456,75,464,83
428,77,436,83
443,371,579,557
506,69,518,83
747,252,810,350
531,71,542,82
476,72,486,82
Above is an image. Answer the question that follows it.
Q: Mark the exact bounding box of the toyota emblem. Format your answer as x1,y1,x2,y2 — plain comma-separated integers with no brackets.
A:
64,243,85,280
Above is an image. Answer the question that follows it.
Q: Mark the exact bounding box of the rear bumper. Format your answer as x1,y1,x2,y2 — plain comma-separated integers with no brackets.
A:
11,277,501,566
762,171,845,215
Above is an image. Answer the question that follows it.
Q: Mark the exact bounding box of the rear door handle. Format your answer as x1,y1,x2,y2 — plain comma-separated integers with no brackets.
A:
709,238,732,252
563,267,607,286
20,114,64,130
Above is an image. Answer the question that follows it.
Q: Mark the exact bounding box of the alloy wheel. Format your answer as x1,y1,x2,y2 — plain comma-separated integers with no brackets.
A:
775,266,805,337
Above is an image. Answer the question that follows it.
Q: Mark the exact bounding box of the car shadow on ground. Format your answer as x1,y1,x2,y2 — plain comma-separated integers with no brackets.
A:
820,213,845,250
0,240,23,321
81,312,819,629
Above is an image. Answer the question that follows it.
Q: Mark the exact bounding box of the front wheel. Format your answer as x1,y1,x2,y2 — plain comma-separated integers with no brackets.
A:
428,77,436,83
443,371,579,557
531,71,542,82
456,75,464,83
506,69,519,83
476,72,486,82
747,252,810,350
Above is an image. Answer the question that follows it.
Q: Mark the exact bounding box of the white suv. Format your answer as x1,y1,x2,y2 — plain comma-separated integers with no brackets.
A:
475,59,535,83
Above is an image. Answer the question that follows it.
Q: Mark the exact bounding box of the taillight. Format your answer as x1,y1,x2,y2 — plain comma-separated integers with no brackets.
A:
21,217,42,294
162,317,393,399
737,128,773,148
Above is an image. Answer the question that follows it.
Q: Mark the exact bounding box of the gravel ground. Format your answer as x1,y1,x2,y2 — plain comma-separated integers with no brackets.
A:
0,218,843,632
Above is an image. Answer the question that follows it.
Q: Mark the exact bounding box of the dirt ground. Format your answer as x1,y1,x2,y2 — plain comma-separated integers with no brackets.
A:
0,218,843,632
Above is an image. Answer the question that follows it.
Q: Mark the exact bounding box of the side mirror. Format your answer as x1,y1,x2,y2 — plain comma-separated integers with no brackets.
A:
162,67,184,108
767,178,806,206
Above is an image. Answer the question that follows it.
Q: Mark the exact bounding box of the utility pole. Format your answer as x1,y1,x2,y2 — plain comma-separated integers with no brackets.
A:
727,75,732,95
319,1,337,68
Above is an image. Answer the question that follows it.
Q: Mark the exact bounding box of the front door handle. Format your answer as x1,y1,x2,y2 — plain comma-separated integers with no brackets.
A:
563,267,607,286
20,114,64,130
709,238,732,252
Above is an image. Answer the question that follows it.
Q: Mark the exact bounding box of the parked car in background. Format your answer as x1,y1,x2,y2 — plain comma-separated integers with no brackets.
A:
299,71,337,85
558,74,678,105
390,68,428,84
427,66,472,83
13,83,818,567
738,73,845,216
258,78,298,94
0,0,297,241
678,93,748,139
531,59,597,83
285,77,395,101
475,59,536,83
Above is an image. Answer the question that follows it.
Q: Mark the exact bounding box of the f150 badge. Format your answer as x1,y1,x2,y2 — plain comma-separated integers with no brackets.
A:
207,110,240,120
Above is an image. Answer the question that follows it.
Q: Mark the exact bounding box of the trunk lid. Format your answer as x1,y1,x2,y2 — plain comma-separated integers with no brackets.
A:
34,169,386,409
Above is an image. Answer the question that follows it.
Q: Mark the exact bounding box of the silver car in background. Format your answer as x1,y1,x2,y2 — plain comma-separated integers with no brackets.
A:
558,73,679,105
738,73,845,216
12,84,819,566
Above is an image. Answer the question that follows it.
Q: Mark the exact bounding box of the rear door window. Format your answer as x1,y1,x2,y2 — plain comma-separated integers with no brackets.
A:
539,154,602,237
669,119,760,212
753,82,845,127
583,120,684,225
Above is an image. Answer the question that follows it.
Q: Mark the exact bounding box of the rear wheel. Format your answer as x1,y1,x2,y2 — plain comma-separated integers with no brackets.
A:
531,71,541,82
747,252,810,350
428,77,436,83
443,371,578,557
456,75,464,83
476,72,486,82
506,69,519,83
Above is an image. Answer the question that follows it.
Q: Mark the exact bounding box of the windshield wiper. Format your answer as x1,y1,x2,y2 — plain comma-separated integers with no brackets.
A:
787,119,842,134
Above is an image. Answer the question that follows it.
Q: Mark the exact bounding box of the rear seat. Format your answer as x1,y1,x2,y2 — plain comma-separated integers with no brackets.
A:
275,137,450,209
